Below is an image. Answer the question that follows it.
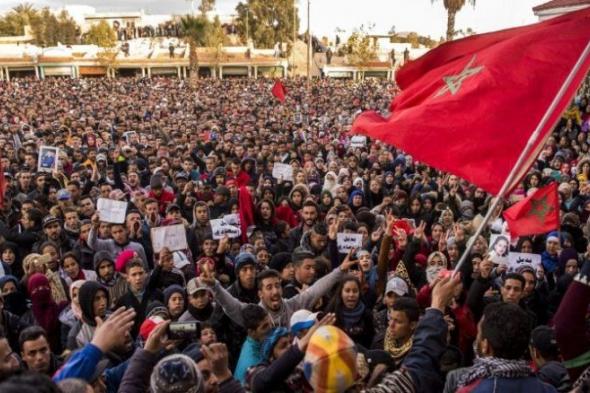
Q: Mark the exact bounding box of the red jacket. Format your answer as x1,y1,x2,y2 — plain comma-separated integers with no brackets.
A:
148,189,175,215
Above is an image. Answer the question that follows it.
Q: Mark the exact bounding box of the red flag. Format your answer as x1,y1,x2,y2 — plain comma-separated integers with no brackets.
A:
271,80,287,102
352,8,590,195
238,186,255,242
503,183,560,237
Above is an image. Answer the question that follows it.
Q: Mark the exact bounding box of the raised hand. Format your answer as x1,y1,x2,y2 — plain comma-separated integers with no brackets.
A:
340,248,359,272
92,307,136,353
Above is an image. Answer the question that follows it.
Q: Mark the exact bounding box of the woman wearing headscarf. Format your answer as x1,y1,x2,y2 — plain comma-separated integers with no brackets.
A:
0,242,19,278
322,171,338,197
59,279,86,350
27,272,65,352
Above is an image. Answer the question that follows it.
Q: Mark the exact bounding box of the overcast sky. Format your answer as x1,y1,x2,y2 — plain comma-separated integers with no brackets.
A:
1,0,549,39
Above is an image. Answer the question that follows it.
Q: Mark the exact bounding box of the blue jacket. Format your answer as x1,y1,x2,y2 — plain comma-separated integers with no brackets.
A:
235,336,263,384
468,376,557,393
53,343,103,382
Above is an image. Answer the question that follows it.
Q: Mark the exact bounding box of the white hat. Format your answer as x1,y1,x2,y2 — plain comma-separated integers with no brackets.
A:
289,309,319,335
385,277,409,297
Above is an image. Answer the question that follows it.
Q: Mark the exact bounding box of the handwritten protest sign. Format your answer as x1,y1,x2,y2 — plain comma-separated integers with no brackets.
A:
151,224,188,252
97,198,128,224
508,252,542,273
211,217,241,239
337,233,363,254
350,136,367,149
272,163,293,182
223,214,240,227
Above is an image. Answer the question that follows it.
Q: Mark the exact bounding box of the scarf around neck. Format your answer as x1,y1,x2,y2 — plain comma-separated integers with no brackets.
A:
458,356,533,387
340,301,365,329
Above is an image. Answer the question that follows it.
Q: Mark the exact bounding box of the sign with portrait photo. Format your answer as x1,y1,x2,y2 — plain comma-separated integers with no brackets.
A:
488,234,511,265
38,146,59,173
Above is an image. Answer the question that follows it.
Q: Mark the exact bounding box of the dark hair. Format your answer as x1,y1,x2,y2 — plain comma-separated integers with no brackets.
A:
391,297,420,323
125,258,145,273
144,198,159,207
482,302,532,359
327,275,362,317
24,208,43,228
311,222,328,236
57,379,90,393
61,252,80,267
242,304,269,331
530,326,560,361
0,373,61,393
19,326,47,351
302,200,319,211
503,273,525,289
256,269,281,290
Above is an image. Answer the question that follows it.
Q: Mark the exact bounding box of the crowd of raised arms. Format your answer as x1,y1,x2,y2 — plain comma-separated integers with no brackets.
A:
0,75,589,393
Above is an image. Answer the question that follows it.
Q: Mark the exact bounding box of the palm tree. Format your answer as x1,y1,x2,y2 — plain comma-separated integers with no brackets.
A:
180,14,207,79
3,2,39,36
433,0,476,41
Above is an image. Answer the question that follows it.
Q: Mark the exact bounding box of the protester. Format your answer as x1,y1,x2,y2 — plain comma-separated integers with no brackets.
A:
0,73,587,392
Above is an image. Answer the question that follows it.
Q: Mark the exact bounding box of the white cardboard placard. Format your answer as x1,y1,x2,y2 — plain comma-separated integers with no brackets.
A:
272,163,293,182
337,233,363,254
97,198,128,224
151,224,188,252
508,252,542,273
211,217,241,239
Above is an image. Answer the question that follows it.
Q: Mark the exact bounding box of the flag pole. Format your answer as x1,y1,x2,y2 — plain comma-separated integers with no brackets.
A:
453,39,590,276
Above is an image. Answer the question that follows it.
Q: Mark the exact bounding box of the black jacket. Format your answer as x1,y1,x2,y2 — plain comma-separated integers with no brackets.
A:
115,288,163,338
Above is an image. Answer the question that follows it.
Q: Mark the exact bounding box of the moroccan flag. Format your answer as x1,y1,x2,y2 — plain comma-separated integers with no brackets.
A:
503,183,559,237
272,80,287,102
352,8,590,195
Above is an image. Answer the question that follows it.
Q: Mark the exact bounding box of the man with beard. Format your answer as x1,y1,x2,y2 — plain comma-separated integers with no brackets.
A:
34,216,75,255
93,251,127,306
444,303,553,393
287,201,319,252
201,253,357,328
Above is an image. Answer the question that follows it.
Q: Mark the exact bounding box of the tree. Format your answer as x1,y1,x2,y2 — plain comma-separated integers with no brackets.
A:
83,21,118,73
432,0,476,41
181,14,208,79
346,27,377,68
0,3,39,36
83,21,117,47
234,0,299,50
0,4,79,45
198,0,215,15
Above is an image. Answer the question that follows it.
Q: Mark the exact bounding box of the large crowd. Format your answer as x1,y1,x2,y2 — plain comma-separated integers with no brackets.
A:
0,75,588,393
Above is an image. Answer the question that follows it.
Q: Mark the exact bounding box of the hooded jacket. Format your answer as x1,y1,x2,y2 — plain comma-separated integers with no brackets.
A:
76,281,110,348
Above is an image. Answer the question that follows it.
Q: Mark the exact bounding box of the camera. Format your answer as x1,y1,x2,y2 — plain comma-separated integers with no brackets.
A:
167,321,200,340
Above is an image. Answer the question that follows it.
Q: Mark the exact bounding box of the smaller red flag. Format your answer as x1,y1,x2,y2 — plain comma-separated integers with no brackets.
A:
503,182,560,237
271,80,287,102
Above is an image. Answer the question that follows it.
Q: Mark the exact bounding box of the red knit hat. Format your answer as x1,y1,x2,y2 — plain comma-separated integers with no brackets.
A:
115,250,136,273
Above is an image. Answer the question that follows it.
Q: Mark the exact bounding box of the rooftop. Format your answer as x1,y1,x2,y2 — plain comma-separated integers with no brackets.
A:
533,0,590,12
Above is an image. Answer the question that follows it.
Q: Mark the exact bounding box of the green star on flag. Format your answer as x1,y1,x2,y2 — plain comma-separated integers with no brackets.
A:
503,182,560,237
